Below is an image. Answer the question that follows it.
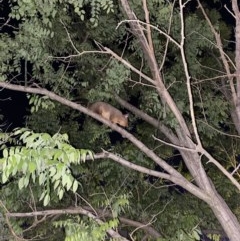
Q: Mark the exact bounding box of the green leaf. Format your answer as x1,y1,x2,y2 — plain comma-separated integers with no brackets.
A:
24,175,29,187
22,161,28,174
39,191,46,201
53,179,60,190
18,177,25,189
3,149,8,158
2,172,8,184
66,176,72,191
49,166,57,177
39,172,46,185
28,162,37,173
43,194,50,206
72,180,78,193
58,188,64,200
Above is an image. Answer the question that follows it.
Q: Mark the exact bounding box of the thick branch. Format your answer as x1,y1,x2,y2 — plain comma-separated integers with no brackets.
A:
6,205,162,239
119,0,190,135
113,94,180,145
6,207,129,241
119,216,161,239
100,150,208,201
232,0,240,133
0,82,209,202
83,206,162,239
232,0,240,87
142,0,154,54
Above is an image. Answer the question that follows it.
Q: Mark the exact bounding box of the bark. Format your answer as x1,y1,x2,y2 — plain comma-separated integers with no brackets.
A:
207,190,240,241
232,0,240,135
231,109,240,135
181,150,240,241
118,1,240,240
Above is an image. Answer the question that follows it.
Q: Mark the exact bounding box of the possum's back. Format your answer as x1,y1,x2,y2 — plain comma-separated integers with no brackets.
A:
89,102,121,115
89,102,128,127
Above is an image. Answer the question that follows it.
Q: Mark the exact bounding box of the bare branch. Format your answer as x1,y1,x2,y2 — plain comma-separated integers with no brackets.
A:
113,94,180,145
101,46,155,85
203,150,240,192
231,163,240,176
82,206,162,239
117,19,180,48
198,120,240,139
197,0,237,106
6,207,130,241
179,0,202,146
142,0,154,54
120,0,190,135
152,135,196,152
100,150,208,201
159,0,176,71
60,19,81,55
0,81,210,201
224,4,235,19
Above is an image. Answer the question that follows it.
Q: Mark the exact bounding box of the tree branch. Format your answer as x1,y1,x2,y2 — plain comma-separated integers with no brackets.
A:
113,93,180,145
100,45,155,85
83,206,162,239
197,0,236,106
179,0,202,147
142,0,154,54
94,150,208,201
119,0,190,135
6,207,130,241
0,81,209,202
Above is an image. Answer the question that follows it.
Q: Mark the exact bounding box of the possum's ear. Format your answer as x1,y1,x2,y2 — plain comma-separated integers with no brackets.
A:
124,114,129,119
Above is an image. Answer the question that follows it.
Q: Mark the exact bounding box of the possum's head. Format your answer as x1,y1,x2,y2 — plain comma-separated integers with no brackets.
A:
112,114,128,127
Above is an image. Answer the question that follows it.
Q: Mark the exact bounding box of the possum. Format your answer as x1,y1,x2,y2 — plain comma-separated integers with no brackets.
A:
89,101,128,127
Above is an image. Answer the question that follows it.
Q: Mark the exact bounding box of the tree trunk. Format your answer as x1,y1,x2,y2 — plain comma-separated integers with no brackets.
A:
207,190,240,241
180,144,240,240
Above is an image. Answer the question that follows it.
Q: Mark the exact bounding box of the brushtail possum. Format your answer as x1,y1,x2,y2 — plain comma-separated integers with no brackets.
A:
89,101,128,127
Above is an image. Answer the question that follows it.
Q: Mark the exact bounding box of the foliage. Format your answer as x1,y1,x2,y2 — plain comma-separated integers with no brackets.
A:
0,128,93,206
53,217,120,241
0,0,240,240
0,213,11,241
28,94,56,113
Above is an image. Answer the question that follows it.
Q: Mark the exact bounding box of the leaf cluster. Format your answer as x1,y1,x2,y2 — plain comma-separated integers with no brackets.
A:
0,128,93,206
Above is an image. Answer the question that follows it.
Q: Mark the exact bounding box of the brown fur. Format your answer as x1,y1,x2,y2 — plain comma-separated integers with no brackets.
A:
89,102,128,127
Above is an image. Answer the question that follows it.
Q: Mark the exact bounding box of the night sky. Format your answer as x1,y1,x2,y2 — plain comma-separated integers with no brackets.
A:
0,90,28,131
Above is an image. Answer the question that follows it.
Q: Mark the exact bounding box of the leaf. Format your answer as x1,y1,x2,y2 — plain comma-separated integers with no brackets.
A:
72,180,78,193
28,162,37,173
18,177,25,189
22,161,28,174
24,175,29,187
49,166,57,177
62,174,68,187
19,130,32,141
66,176,73,191
53,179,60,190
39,191,46,201
80,150,87,162
58,188,64,200
43,194,50,206
3,149,8,158
2,172,8,184
39,172,46,185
